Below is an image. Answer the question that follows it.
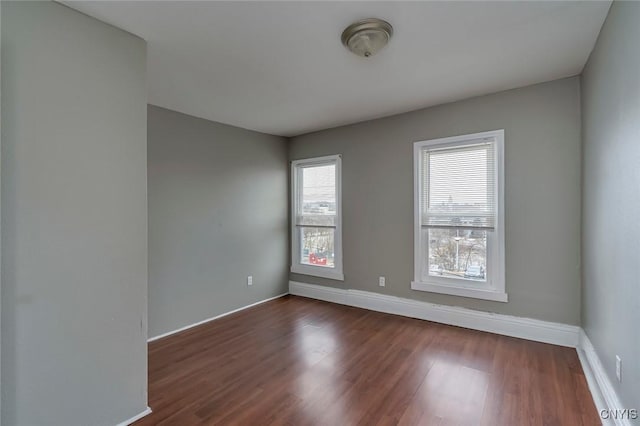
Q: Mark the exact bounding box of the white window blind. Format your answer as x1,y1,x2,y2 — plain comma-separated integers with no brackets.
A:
295,163,336,227
421,139,496,230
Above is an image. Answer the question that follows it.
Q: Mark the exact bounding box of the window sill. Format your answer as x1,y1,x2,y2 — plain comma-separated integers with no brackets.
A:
411,281,508,303
291,265,344,281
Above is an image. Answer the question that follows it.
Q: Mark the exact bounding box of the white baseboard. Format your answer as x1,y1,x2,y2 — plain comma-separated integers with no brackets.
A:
578,330,631,426
148,293,288,342
116,406,152,426
289,281,580,347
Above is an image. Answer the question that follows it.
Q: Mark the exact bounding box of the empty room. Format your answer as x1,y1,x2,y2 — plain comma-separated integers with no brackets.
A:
1,0,639,425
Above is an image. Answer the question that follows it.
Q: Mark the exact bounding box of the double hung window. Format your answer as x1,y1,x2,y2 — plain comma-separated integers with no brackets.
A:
412,130,506,302
291,155,343,281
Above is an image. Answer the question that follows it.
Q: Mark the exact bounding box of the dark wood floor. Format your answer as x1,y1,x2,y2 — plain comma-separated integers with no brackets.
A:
136,295,599,426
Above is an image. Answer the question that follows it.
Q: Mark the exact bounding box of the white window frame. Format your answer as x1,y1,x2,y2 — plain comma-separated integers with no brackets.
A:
290,155,344,281
411,130,506,302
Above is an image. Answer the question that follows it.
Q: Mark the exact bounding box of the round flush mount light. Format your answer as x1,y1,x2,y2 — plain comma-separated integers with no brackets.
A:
341,18,393,58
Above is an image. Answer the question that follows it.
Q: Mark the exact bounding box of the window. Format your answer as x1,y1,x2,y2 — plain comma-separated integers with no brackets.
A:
291,155,343,280
412,130,506,302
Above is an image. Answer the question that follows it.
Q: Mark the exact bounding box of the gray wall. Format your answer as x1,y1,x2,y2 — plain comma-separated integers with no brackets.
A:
290,77,582,325
1,2,148,425
148,105,289,338
581,1,640,411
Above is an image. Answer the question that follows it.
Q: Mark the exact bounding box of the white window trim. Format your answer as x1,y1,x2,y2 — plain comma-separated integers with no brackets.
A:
411,130,506,302
290,155,344,281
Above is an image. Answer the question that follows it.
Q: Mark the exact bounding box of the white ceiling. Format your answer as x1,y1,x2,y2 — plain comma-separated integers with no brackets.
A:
64,1,611,137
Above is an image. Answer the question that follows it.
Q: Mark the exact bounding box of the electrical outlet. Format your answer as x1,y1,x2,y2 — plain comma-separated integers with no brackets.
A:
616,355,622,382
247,275,253,286
379,276,386,287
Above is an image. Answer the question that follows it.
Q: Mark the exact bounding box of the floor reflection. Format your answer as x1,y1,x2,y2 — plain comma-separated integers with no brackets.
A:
292,319,349,424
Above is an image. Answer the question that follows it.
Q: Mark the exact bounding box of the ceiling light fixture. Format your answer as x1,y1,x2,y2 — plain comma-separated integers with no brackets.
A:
341,18,393,58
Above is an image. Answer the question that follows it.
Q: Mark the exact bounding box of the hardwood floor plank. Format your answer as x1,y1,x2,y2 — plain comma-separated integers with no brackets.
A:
135,295,600,426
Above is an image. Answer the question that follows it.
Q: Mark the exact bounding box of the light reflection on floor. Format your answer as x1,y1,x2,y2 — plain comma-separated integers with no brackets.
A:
292,318,349,424
294,322,338,367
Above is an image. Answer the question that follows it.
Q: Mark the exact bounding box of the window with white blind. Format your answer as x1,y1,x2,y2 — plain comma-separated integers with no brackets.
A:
291,155,343,280
412,130,506,302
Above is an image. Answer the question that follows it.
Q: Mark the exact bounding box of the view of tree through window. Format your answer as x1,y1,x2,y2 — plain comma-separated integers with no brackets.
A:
301,228,335,267
426,229,487,281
